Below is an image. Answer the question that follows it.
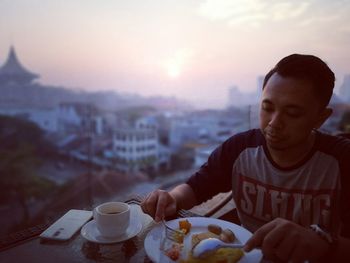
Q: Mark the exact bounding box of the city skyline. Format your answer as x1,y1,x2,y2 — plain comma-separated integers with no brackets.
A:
1,0,350,109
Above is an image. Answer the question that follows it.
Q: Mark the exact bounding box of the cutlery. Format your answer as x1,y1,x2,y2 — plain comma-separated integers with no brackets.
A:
192,237,244,258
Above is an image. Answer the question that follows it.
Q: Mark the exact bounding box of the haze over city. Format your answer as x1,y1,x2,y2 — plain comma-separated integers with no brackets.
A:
1,0,350,109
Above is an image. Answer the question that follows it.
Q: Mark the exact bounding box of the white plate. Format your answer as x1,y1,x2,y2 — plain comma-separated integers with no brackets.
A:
81,207,142,244
144,217,262,263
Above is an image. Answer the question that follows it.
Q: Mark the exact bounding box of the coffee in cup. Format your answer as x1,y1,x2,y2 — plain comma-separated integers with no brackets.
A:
94,201,130,238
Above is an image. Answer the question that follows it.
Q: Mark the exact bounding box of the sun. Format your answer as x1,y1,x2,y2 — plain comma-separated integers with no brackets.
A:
164,49,192,79
166,60,181,78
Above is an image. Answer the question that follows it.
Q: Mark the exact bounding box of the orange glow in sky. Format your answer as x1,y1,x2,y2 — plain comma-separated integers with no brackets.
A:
1,0,350,108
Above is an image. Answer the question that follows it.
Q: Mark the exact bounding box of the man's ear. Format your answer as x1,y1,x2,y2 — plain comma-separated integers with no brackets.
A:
314,108,333,128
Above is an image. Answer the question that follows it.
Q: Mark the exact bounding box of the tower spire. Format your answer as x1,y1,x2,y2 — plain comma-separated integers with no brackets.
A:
0,46,39,85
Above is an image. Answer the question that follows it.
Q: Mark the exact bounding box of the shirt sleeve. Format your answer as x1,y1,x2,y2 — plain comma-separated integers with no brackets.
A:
322,134,350,237
186,129,261,204
338,138,350,238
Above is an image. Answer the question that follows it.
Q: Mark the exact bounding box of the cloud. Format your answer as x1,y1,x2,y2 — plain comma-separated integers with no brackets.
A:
198,0,264,21
270,2,309,21
197,0,311,27
296,1,350,31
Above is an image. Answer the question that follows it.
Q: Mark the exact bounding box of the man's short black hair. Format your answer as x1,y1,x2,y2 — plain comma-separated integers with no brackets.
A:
263,54,335,108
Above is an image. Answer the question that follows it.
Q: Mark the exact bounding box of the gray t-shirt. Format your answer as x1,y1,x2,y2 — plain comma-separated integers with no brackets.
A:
187,129,350,236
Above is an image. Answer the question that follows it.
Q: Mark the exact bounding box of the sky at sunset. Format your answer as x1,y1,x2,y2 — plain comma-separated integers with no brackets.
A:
1,0,350,109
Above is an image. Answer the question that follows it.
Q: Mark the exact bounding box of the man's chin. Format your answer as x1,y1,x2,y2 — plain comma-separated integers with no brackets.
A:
266,141,287,151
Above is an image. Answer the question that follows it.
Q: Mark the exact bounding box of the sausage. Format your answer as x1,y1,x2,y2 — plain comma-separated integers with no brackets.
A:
220,228,235,243
207,224,222,235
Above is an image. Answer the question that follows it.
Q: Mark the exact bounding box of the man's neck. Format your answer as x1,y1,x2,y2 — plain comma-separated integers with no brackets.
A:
268,132,316,168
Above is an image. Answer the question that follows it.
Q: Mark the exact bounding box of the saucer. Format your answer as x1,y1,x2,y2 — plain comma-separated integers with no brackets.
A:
81,209,142,244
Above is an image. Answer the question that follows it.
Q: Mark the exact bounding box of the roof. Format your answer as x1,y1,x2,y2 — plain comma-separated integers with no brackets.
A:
0,46,39,82
59,102,99,116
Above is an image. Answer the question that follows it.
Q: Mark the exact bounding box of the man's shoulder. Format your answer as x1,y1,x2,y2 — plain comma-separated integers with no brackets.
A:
227,129,264,145
219,129,265,156
316,130,350,158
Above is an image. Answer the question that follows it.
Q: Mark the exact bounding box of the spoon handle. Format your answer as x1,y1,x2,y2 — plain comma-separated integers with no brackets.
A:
193,239,245,258
226,243,244,248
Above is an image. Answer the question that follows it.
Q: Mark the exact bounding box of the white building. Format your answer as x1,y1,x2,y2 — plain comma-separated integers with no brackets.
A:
169,112,244,151
57,102,104,135
135,116,158,130
111,128,159,173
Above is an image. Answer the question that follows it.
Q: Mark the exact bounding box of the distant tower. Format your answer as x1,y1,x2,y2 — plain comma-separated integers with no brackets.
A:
257,75,264,98
227,85,241,108
339,75,350,103
0,46,39,85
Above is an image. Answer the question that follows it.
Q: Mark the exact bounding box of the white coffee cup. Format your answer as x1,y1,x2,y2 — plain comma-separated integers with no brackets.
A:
94,201,130,238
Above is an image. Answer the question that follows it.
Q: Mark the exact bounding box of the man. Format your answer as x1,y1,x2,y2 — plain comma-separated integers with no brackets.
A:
141,54,350,262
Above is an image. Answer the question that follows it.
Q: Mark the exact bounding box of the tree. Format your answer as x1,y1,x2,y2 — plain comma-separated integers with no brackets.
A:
0,115,56,226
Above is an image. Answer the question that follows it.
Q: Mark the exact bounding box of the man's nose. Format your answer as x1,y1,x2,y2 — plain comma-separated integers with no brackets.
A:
269,113,284,129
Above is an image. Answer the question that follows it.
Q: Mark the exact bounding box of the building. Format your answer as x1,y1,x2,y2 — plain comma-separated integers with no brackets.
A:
169,119,200,150
256,75,264,98
111,128,159,174
0,46,45,107
135,116,158,130
0,105,58,132
0,46,39,86
227,85,259,108
0,47,60,131
339,75,350,103
57,102,104,135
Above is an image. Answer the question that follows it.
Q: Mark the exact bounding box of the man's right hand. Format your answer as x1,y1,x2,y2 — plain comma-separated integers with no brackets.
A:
141,189,177,222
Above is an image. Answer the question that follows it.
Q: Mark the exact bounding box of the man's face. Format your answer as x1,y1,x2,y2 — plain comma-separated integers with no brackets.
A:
260,73,329,151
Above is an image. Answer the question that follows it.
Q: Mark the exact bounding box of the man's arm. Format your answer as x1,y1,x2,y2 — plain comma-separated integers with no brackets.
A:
169,183,198,210
141,183,197,221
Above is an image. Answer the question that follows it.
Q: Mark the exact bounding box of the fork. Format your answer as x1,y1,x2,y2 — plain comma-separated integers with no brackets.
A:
125,197,202,219
162,219,185,243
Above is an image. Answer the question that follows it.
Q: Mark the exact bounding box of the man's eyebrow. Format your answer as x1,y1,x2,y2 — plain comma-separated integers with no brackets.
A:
285,105,304,111
261,99,304,110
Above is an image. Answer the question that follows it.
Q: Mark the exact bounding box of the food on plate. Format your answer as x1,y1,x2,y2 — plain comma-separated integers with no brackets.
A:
181,247,244,263
179,219,192,234
174,219,191,244
164,219,191,261
220,229,236,243
174,230,186,244
207,224,222,235
180,224,244,263
191,231,220,249
207,224,236,244
164,220,244,263
165,243,183,261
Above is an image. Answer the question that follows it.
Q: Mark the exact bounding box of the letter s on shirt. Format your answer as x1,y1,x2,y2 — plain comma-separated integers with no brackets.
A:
241,181,255,214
